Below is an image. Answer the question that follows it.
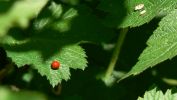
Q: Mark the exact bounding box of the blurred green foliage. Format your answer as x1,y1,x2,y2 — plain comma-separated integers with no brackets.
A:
0,0,177,100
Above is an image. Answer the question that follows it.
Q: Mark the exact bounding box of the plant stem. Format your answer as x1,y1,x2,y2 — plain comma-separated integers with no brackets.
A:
104,28,128,81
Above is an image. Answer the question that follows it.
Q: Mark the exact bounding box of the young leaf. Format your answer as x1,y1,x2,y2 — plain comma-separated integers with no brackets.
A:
98,0,177,28
34,2,63,30
3,34,87,87
119,9,177,81
138,88,177,100
34,4,116,43
0,0,48,37
34,2,78,32
48,2,62,18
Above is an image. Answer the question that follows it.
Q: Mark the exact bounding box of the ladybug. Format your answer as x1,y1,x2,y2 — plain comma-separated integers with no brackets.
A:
51,60,60,70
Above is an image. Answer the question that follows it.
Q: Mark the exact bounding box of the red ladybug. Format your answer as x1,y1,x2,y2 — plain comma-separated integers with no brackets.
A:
51,60,60,70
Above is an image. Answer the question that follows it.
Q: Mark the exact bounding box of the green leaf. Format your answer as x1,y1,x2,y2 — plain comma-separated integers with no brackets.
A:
98,0,177,28
48,2,62,18
3,33,87,87
62,8,78,20
34,2,78,32
120,0,177,28
137,88,177,100
119,9,177,81
0,0,48,37
52,8,78,32
34,2,63,30
0,86,47,100
34,4,116,43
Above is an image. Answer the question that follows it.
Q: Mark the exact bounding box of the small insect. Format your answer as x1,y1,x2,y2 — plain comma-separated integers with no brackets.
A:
134,4,144,11
140,10,146,15
51,60,60,70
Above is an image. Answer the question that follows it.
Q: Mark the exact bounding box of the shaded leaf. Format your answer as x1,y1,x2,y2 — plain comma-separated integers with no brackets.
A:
34,3,116,43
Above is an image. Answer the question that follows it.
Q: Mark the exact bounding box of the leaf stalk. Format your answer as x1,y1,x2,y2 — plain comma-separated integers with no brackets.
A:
104,28,128,83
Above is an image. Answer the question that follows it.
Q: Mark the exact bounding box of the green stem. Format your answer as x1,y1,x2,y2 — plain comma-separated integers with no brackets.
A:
104,28,128,80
